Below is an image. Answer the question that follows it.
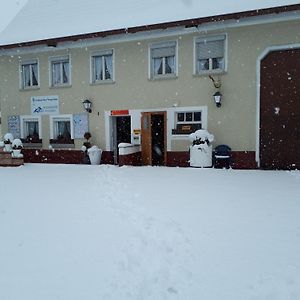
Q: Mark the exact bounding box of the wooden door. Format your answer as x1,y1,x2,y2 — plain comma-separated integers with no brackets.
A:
260,49,300,169
141,112,152,165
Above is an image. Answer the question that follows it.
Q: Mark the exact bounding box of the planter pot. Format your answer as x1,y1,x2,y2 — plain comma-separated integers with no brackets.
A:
4,144,12,152
189,144,213,167
12,149,22,158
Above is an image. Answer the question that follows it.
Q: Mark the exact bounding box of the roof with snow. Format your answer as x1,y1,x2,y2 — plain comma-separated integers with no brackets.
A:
0,0,299,48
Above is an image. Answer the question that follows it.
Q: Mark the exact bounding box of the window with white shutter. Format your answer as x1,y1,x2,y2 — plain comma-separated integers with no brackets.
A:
195,35,225,74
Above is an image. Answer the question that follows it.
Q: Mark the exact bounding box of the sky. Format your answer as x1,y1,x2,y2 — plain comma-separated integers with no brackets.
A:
0,0,28,33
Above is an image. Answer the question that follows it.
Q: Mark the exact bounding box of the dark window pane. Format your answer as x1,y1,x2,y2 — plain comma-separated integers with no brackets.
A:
186,113,192,122
194,112,201,121
177,113,184,122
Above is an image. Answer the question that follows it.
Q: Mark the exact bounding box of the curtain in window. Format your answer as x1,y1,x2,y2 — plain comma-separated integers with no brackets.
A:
94,56,102,81
52,63,61,85
32,64,38,86
165,56,175,74
23,65,31,87
26,121,38,136
154,58,163,75
56,121,71,139
104,55,112,80
62,62,69,84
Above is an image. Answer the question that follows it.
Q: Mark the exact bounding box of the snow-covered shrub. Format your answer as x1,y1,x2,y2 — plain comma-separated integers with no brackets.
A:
189,129,214,146
12,139,23,150
3,133,14,144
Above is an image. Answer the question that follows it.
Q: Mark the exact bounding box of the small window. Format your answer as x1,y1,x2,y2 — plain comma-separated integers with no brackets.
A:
20,60,39,89
195,36,225,74
50,56,70,87
150,41,177,79
173,111,202,135
50,115,74,146
91,50,114,83
20,116,42,144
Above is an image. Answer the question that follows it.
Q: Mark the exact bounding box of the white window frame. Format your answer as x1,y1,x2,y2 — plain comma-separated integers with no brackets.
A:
20,115,42,139
149,40,178,79
49,114,74,140
194,35,227,75
171,106,208,137
49,55,71,87
90,49,115,84
19,59,40,89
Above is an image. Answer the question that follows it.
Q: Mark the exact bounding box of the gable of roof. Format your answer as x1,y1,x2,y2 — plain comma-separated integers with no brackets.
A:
0,0,299,49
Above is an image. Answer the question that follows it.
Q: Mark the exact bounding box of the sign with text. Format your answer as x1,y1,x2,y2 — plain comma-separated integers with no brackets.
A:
73,113,89,139
111,110,129,116
8,115,21,139
31,95,59,115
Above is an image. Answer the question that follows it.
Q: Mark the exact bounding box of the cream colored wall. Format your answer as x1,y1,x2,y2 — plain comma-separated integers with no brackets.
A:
0,19,299,151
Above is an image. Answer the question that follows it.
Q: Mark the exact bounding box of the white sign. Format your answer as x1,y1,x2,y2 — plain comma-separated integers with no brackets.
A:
31,95,59,115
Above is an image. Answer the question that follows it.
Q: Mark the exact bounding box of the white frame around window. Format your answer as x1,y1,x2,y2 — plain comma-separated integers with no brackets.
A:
90,49,114,84
171,106,208,137
194,35,227,75
49,114,74,139
19,59,39,89
20,115,42,139
149,40,178,79
49,55,71,87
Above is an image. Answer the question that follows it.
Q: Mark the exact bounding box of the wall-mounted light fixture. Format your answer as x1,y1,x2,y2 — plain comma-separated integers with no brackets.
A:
213,91,222,108
82,99,92,113
209,75,222,108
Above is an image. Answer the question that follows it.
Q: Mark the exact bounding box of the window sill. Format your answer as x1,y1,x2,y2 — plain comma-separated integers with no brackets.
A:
22,142,43,149
49,84,72,89
19,86,40,91
89,80,115,86
193,70,226,77
149,74,178,81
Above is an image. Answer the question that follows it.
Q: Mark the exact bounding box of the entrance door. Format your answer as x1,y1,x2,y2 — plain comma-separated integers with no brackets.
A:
141,111,167,166
112,116,131,164
260,49,300,169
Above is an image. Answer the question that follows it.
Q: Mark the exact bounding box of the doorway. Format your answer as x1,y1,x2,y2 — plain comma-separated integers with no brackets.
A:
112,116,131,164
141,111,167,166
260,49,300,169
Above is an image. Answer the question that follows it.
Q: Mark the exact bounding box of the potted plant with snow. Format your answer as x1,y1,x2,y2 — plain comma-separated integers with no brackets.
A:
3,133,14,152
189,129,214,167
11,138,23,158
81,131,92,164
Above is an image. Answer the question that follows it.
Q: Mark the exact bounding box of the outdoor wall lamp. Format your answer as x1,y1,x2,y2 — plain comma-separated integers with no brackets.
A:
213,91,222,108
82,99,92,113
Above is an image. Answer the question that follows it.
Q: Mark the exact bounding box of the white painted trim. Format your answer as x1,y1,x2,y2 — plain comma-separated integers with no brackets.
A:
20,115,42,139
2,11,299,56
256,43,300,167
18,58,40,90
48,54,71,87
89,48,115,84
49,114,74,139
148,39,178,79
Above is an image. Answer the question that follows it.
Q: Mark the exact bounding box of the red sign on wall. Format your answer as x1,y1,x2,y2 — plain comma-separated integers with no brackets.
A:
111,110,129,116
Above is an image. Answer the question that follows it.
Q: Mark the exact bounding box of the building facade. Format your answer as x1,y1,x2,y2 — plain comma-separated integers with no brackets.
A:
0,4,299,168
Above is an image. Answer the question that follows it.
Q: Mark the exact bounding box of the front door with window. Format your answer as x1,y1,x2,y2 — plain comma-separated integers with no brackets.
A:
141,111,166,166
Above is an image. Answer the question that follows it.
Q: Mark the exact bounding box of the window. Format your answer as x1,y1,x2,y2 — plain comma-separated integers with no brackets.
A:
91,50,114,83
195,35,225,74
20,60,39,88
173,111,202,135
50,56,70,86
50,115,74,146
150,41,177,79
20,116,42,144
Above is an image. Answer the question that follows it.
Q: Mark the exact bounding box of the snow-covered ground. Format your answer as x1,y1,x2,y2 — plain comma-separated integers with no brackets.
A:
0,164,300,300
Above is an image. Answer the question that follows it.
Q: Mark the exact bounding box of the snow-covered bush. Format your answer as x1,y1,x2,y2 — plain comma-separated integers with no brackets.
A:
12,139,23,150
189,129,214,146
3,133,14,144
